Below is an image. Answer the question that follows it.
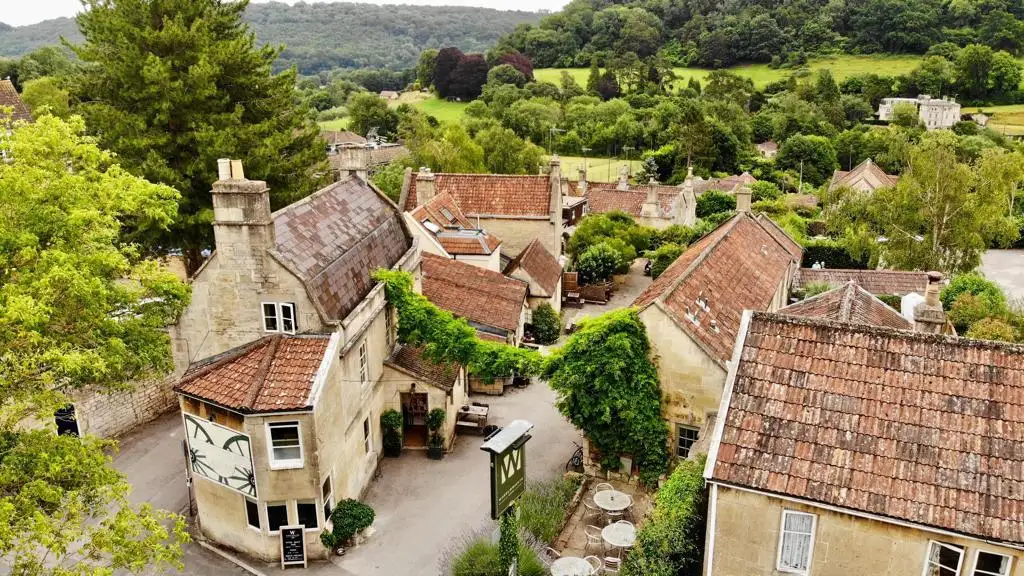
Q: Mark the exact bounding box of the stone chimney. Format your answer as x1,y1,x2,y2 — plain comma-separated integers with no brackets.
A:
577,166,588,196
415,167,436,207
735,185,752,213
616,164,629,191
211,159,275,282
914,271,947,333
675,165,697,226
549,156,564,255
640,179,660,219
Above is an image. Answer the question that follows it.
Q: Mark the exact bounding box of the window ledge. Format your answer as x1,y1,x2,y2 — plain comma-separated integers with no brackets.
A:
269,461,304,471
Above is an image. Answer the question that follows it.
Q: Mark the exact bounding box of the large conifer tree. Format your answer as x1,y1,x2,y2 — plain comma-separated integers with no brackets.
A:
71,0,326,272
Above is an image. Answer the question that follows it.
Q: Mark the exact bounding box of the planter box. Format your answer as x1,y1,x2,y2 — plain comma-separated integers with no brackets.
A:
427,445,445,460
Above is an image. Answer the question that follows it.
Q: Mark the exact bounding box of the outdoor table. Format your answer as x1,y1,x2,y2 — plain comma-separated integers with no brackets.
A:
456,405,489,432
602,522,637,548
549,556,594,576
593,489,632,512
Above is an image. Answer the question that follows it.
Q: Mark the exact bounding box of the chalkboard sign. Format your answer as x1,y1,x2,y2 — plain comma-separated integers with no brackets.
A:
279,525,307,569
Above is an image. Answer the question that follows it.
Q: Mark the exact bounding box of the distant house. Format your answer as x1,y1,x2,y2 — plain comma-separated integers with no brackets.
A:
829,158,899,193
405,191,503,271
972,112,990,127
878,94,960,130
322,130,367,150
704,311,1024,576
379,90,400,100
780,280,913,330
575,166,704,228
504,237,564,314
756,140,778,158
0,78,32,124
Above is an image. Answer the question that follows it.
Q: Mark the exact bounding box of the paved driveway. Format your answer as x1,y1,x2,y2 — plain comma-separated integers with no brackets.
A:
981,249,1024,301
338,382,582,576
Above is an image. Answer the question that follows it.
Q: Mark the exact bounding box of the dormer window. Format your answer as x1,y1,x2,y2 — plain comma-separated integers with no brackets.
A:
440,207,456,223
263,302,297,334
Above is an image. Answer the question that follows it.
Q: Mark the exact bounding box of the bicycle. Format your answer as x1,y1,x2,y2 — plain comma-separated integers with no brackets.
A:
565,441,584,472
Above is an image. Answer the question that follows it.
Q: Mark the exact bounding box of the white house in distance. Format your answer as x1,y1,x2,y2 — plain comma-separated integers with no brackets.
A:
877,95,961,130
404,190,503,271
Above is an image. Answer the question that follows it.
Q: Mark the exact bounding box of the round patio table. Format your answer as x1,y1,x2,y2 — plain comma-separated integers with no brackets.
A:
602,522,637,548
550,556,594,576
593,489,632,512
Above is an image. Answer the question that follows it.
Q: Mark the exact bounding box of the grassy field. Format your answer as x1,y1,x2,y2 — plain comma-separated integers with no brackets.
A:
318,117,350,131
550,155,644,182
535,54,925,89
963,104,1024,136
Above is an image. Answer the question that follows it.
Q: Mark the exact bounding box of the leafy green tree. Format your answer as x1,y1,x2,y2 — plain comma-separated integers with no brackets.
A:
71,0,326,273
891,102,922,129
596,70,620,100
905,56,956,97
20,77,70,118
0,114,190,574
347,92,399,139
575,242,621,284
416,48,438,88
750,181,782,202
940,273,1007,310
776,134,838,187
696,191,736,218
586,58,601,94
370,160,410,202
544,309,669,484
989,50,1023,96
433,46,464,98
956,44,995,99
966,317,1016,342
449,54,490,100
648,243,684,279
14,46,76,84
414,124,485,173
487,64,528,88
475,126,542,174
531,303,561,345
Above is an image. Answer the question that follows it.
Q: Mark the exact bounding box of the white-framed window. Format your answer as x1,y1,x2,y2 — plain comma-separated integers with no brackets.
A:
924,541,965,576
262,302,297,334
777,510,816,574
322,476,334,524
385,306,396,350
676,425,699,459
266,502,288,533
245,497,260,530
297,500,319,531
363,416,372,453
972,551,1012,576
267,421,303,469
358,341,369,385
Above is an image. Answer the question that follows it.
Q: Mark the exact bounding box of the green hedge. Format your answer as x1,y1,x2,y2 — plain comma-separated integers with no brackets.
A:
801,238,868,269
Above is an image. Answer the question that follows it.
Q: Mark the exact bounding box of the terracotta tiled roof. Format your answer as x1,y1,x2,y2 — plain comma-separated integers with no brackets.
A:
422,252,527,333
709,312,1024,545
175,334,331,413
585,183,682,218
405,174,552,217
830,158,899,192
795,268,929,296
754,214,803,262
0,79,31,123
633,213,800,365
504,238,563,297
385,345,459,391
271,175,410,322
780,281,912,330
411,192,502,255
693,172,757,195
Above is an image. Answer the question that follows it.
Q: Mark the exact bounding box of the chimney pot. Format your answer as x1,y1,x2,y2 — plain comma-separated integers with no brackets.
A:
735,185,752,213
230,159,244,180
217,158,231,181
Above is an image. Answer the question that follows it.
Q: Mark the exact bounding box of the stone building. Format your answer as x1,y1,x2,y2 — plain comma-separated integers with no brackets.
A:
630,208,801,459
779,280,913,330
382,344,467,449
170,160,419,562
404,190,503,271
704,311,1024,576
504,237,564,314
829,158,899,193
878,95,961,130
400,158,565,258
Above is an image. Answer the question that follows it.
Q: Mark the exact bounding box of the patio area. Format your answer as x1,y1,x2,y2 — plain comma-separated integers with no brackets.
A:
548,477,653,572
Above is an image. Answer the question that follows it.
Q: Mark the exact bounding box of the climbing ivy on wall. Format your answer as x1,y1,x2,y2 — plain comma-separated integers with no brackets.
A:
373,269,541,381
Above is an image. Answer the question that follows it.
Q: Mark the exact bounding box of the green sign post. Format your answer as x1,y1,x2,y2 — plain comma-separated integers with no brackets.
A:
481,420,534,576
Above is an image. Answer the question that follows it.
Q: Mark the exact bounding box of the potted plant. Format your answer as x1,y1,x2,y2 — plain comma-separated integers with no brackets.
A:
426,408,446,460
380,409,403,458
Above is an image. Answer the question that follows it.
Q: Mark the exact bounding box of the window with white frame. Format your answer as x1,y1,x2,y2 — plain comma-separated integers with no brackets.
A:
322,476,334,524
676,425,699,459
385,306,396,350
266,502,288,533
358,341,368,385
263,302,297,334
296,501,319,530
363,415,373,453
267,421,303,468
924,541,964,576
777,510,816,574
245,498,260,530
973,551,1012,576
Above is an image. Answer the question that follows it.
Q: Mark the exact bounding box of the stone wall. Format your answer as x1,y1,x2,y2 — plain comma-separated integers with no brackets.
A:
72,377,177,439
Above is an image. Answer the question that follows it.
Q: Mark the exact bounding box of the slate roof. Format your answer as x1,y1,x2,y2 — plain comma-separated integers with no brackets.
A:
410,192,501,256
795,268,929,297
709,312,1024,545
175,334,331,413
830,158,899,192
270,175,410,322
780,281,913,330
385,345,460,391
421,252,527,333
322,130,367,146
0,79,31,123
404,173,552,217
633,213,800,366
504,238,563,297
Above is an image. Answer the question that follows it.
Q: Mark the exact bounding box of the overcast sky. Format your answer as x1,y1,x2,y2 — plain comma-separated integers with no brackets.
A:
4,0,560,27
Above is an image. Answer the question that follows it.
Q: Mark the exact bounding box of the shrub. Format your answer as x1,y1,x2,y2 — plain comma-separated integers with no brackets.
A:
803,281,832,298
696,191,736,218
653,224,703,248
648,243,685,279
949,293,1007,333
518,474,584,544
427,408,446,448
531,303,561,345
381,409,403,453
751,198,788,216
622,456,707,576
443,530,546,576
940,273,1006,311
575,242,621,284
801,239,869,269
966,317,1016,342
877,294,902,310
750,180,781,202
321,499,375,549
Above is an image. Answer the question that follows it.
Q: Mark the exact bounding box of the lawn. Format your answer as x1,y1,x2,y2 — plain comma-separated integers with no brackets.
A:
962,104,1024,136
318,92,469,131
318,117,349,131
535,54,925,89
551,155,644,183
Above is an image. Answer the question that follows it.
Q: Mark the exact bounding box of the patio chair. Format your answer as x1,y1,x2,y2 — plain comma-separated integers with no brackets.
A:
583,556,603,574
584,525,604,556
541,547,560,566
603,556,622,573
605,508,624,524
583,497,602,522
615,520,634,528
594,482,613,492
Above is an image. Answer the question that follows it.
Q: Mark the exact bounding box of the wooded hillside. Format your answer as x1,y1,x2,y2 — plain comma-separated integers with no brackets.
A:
0,1,542,73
